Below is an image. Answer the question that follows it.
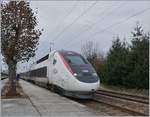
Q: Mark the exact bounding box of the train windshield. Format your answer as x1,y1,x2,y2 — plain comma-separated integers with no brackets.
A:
64,55,88,65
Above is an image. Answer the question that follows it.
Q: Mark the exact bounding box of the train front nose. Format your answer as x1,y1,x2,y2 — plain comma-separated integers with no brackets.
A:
60,51,100,92
69,64,100,91
70,77,100,96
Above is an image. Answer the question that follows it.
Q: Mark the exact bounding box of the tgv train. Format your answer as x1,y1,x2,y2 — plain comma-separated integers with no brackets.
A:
22,50,100,99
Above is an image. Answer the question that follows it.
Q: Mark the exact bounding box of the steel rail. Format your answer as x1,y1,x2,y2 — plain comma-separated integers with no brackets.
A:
98,89,148,99
96,89,149,104
92,98,148,116
22,78,149,116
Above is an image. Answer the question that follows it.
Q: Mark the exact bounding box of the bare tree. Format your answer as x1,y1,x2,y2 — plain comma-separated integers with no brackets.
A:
81,41,104,74
1,1,42,96
81,41,98,60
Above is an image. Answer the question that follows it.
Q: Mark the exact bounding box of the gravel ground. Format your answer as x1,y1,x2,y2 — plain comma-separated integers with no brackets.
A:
68,98,136,116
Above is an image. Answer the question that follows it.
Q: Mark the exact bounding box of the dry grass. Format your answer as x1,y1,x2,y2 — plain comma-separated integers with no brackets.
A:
100,84,149,96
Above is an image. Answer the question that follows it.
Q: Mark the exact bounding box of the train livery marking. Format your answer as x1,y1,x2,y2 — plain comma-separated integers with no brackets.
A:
21,50,100,99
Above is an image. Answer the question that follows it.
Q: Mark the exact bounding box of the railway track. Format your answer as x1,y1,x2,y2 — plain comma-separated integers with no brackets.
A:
22,78,149,116
72,99,136,116
97,89,149,104
94,89,149,116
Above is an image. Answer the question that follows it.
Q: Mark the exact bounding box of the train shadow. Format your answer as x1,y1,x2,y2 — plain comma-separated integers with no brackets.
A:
66,96,93,104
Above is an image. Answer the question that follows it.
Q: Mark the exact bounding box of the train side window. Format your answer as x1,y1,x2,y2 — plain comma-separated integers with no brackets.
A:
53,59,57,65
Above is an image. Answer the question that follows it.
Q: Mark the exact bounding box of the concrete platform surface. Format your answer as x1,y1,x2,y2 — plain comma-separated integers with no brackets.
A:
2,80,97,116
2,98,39,116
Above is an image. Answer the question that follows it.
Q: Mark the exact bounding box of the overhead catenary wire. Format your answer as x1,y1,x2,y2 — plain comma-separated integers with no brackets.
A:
48,1,78,51
66,7,150,48
51,0,98,42
88,7,150,39
49,1,78,42
63,2,125,46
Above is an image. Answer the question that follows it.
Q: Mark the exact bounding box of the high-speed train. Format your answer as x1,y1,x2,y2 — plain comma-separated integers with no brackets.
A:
22,50,100,99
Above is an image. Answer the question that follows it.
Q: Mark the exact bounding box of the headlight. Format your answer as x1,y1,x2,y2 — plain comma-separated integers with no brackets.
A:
92,73,98,76
73,73,77,76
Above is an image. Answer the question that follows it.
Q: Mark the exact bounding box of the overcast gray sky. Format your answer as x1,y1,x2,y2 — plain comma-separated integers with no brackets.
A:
29,1,150,59
2,1,150,73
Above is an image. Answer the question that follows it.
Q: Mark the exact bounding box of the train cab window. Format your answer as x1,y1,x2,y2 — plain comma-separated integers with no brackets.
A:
65,55,88,65
53,59,57,65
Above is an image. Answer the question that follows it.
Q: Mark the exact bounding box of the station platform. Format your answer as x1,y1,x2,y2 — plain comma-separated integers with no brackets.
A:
2,80,97,116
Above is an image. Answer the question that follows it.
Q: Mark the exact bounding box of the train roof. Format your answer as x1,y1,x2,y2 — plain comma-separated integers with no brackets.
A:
36,50,80,64
58,50,80,55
